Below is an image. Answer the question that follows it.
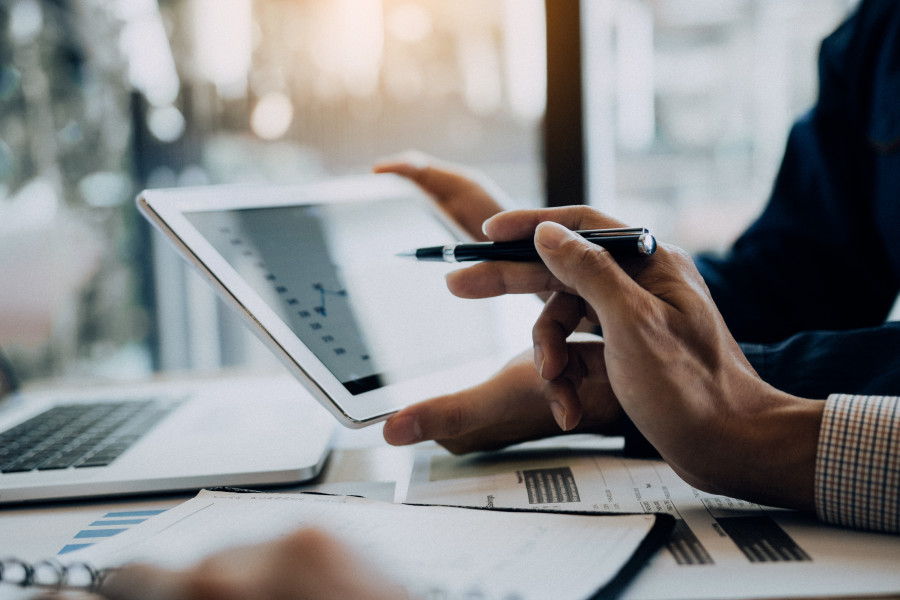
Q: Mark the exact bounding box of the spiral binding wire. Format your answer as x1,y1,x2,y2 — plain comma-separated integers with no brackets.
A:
1,559,523,598
0,557,108,592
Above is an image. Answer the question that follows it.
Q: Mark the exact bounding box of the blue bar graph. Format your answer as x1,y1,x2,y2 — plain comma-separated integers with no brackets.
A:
58,508,169,554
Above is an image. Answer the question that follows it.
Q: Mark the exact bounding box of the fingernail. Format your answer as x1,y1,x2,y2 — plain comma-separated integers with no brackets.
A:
550,401,568,431
533,344,545,378
407,151,428,170
385,414,422,445
535,221,573,250
481,215,495,237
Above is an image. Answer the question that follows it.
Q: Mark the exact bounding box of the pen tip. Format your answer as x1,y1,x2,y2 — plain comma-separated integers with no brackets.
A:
395,250,416,259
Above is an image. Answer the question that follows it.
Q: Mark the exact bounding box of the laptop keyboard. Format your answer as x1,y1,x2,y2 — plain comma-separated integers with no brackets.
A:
0,399,180,473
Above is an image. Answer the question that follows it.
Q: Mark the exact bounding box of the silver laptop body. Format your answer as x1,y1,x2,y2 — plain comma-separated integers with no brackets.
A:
0,363,334,504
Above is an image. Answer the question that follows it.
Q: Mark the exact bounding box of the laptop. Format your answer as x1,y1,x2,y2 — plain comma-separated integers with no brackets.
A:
0,352,335,504
136,175,539,428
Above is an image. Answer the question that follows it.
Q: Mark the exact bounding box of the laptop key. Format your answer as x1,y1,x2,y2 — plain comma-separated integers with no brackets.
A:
0,399,181,474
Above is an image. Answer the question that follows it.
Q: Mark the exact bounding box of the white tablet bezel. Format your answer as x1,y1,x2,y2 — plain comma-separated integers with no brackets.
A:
137,175,537,428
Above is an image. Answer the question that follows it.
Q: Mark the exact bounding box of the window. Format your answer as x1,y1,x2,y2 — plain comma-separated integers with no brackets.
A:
582,0,857,253
0,0,549,377
0,0,864,380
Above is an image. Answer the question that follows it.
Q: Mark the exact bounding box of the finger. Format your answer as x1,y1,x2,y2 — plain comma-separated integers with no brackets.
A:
383,382,523,447
546,339,612,431
372,149,430,175
373,153,503,241
543,347,589,432
382,357,566,453
533,221,647,332
532,292,585,380
483,206,629,242
445,261,568,298
266,528,410,600
99,564,188,600
545,377,581,432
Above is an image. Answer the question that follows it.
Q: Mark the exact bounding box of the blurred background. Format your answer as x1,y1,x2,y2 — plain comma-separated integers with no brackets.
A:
0,0,857,383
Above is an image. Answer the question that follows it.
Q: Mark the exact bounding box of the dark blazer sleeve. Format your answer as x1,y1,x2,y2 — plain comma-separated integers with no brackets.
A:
625,0,900,457
739,323,900,398
695,0,900,344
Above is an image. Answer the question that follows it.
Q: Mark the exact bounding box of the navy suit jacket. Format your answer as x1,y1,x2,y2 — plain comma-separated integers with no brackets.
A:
625,0,900,456
696,0,900,399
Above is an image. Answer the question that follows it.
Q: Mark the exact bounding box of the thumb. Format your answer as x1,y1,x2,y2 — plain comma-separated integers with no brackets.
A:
534,221,646,327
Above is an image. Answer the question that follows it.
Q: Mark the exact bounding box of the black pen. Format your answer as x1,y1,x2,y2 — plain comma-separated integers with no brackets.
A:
398,227,656,263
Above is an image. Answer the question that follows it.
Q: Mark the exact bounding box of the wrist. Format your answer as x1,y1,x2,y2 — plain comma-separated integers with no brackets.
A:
728,390,825,511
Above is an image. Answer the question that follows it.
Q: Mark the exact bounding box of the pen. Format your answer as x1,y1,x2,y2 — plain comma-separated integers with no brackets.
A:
399,227,656,263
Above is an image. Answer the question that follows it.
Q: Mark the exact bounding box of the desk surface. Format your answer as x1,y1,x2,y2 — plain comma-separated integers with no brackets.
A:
2,424,900,600
0,423,412,598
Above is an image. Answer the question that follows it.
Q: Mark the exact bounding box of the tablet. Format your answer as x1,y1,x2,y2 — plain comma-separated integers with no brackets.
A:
137,175,539,427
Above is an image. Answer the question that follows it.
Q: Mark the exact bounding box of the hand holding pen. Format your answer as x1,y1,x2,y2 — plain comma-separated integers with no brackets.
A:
399,227,656,263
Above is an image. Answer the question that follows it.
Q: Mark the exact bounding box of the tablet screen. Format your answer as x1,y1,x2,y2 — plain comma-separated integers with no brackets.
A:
184,195,497,395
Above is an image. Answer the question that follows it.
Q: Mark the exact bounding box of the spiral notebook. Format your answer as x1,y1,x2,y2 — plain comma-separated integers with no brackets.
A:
0,490,673,600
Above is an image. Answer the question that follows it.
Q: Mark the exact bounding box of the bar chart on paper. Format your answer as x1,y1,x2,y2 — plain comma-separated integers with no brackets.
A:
405,441,900,600
409,448,808,567
59,508,168,554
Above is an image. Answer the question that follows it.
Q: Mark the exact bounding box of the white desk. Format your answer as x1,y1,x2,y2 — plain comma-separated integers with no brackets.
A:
3,423,900,600
0,423,413,599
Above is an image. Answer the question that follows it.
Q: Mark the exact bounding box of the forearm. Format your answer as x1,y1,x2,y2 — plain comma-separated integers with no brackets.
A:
656,389,900,533
651,382,823,514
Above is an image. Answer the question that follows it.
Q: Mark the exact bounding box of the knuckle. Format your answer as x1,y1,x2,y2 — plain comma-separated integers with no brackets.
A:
574,205,604,226
274,528,344,573
445,403,472,438
573,242,599,266
531,318,549,343
459,263,509,297
664,245,694,269
569,241,615,280
440,440,473,455
568,205,626,229
432,401,472,440
282,527,331,554
541,270,560,292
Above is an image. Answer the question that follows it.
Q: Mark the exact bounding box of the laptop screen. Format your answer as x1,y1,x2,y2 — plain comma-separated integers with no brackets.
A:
0,348,18,396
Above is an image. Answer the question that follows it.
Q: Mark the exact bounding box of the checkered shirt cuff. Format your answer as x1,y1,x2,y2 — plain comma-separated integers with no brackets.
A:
815,394,900,532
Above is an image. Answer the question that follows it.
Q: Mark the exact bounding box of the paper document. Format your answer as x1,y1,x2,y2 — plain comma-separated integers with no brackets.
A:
405,439,900,600
65,490,668,600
